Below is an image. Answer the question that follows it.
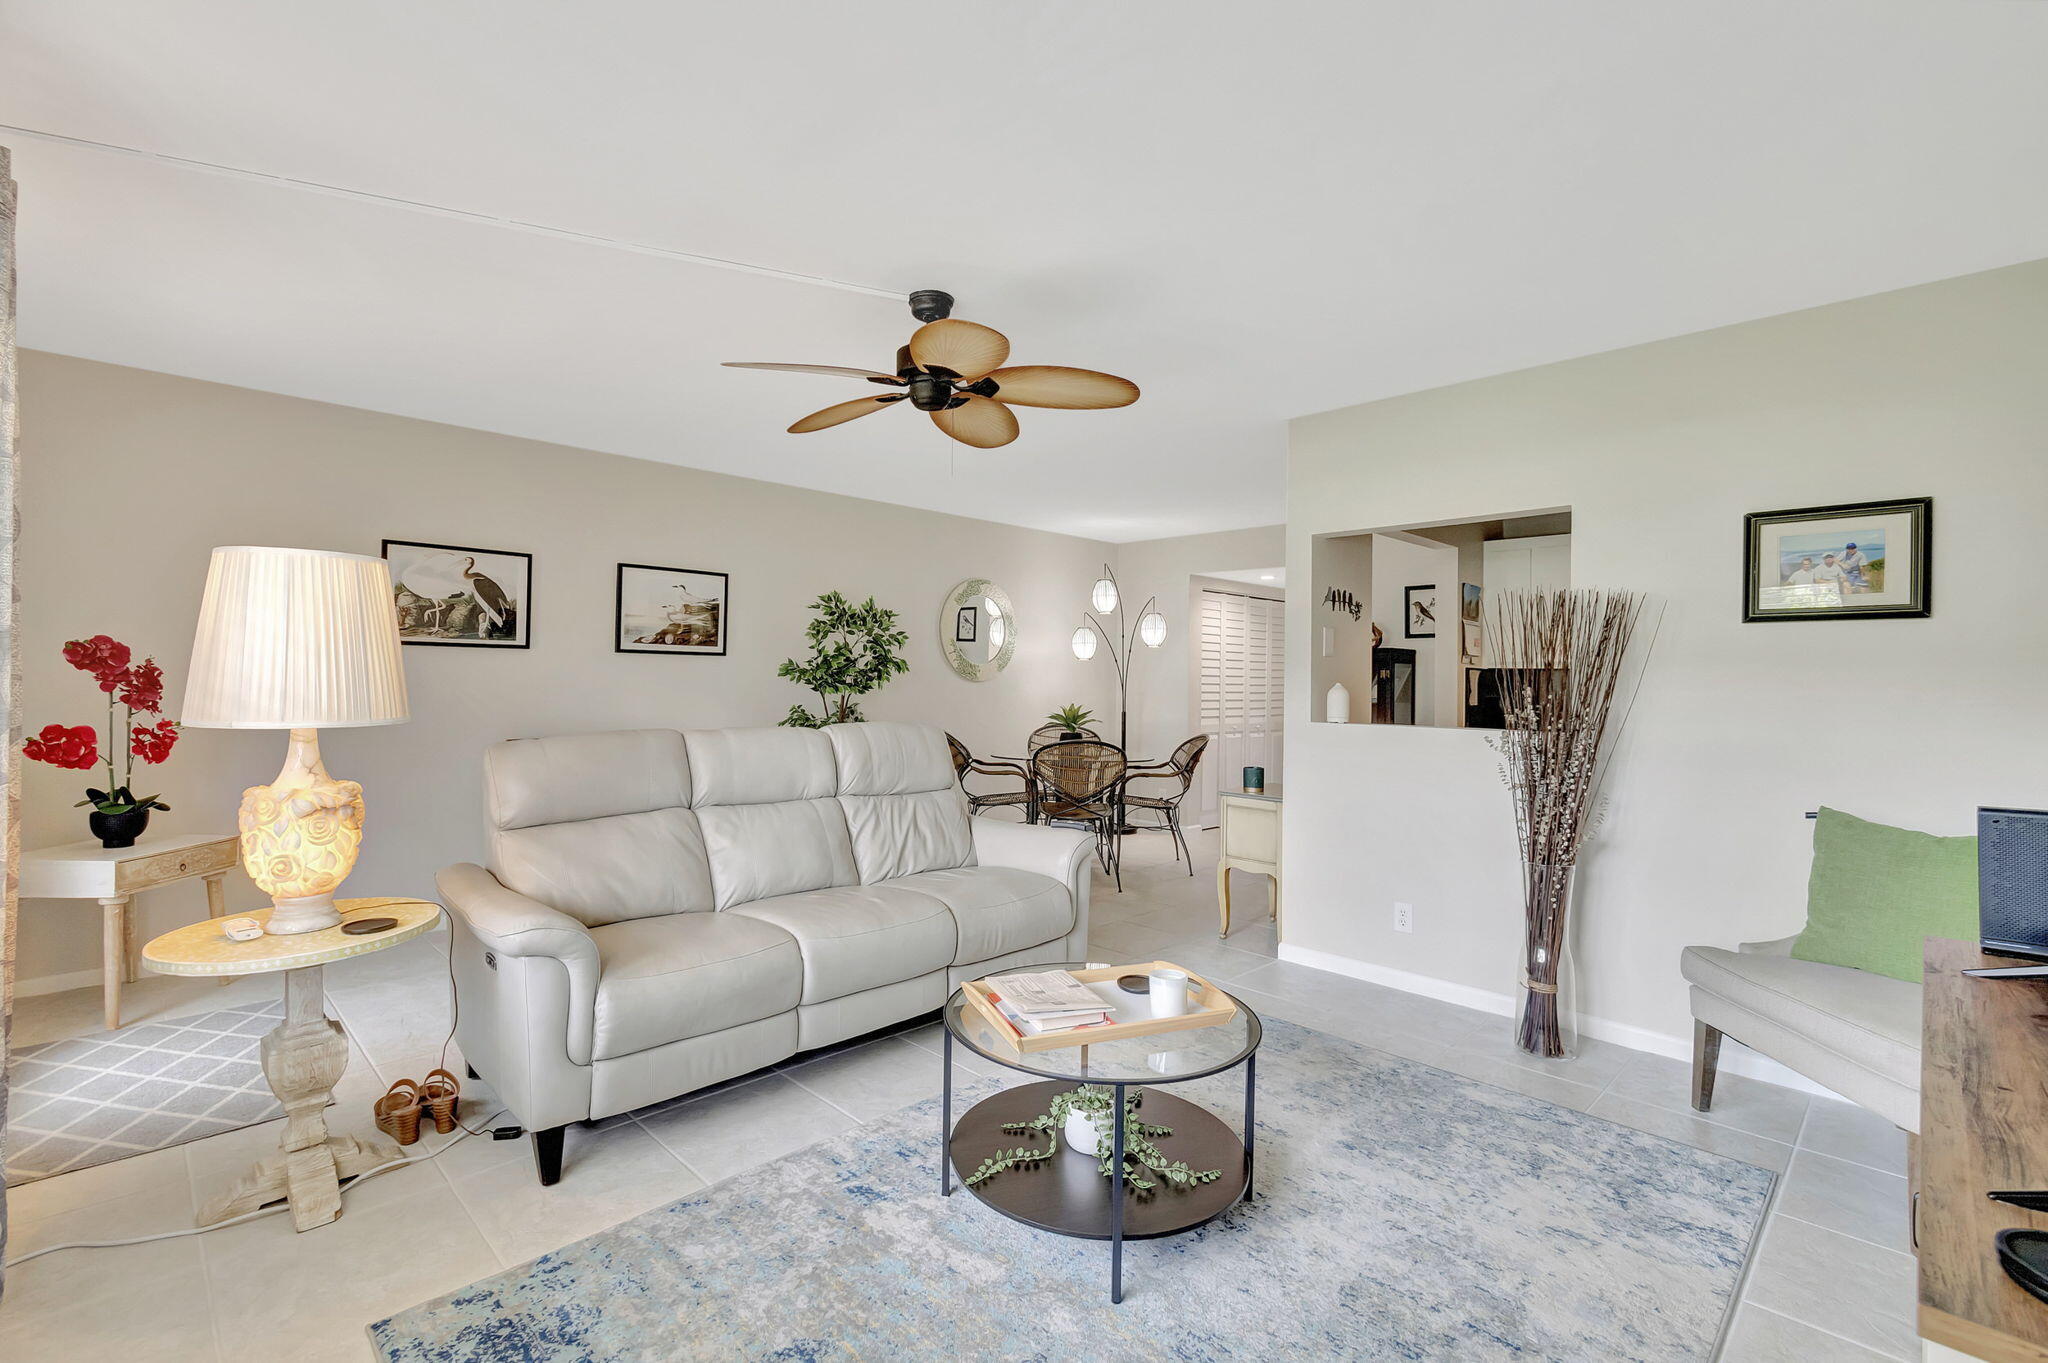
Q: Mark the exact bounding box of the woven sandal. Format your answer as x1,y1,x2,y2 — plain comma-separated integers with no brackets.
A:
421,1068,462,1136
374,1078,422,1146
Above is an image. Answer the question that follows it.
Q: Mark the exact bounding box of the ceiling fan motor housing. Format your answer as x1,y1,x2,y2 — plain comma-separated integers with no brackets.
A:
908,289,954,323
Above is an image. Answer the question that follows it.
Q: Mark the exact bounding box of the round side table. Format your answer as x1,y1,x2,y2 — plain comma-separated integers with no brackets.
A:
141,896,441,1232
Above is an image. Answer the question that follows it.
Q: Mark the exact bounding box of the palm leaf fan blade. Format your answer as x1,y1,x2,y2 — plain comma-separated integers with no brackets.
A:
983,365,1139,409
930,394,1020,448
908,319,1010,379
787,394,905,433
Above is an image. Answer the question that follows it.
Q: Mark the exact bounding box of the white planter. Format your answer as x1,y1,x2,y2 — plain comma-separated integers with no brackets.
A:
1064,1107,1103,1157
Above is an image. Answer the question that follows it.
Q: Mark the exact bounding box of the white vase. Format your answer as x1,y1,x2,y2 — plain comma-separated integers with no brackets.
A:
1064,1106,1102,1157
1326,680,1351,724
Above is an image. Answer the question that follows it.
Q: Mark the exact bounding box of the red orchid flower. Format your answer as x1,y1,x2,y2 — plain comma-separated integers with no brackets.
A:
118,659,165,713
23,722,100,771
63,634,133,693
130,719,180,765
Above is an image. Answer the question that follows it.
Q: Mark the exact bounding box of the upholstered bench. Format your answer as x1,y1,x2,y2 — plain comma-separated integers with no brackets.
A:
1681,934,1922,1132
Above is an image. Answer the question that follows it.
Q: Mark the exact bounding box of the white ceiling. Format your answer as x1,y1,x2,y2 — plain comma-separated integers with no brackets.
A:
1200,568,1287,590
4,2,2046,541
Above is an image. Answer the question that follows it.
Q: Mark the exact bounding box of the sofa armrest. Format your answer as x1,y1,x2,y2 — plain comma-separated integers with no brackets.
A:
437,862,601,1068
1740,934,1801,956
971,818,1095,948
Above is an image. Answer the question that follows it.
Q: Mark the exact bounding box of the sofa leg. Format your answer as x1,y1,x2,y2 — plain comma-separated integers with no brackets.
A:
1691,1020,1723,1112
532,1125,566,1186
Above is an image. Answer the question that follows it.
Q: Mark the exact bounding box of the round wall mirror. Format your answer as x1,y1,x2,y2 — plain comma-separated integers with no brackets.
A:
941,578,1018,682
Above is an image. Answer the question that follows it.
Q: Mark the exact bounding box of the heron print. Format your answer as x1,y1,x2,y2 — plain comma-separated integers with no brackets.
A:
382,540,532,647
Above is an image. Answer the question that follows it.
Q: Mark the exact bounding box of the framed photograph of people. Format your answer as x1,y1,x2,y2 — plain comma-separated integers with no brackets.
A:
1743,497,1931,622
382,540,532,648
616,563,729,655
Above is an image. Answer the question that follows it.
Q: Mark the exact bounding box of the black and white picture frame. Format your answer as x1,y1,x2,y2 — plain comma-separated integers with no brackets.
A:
616,563,729,655
1743,497,1931,622
382,539,531,648
954,605,979,643
1403,583,1437,639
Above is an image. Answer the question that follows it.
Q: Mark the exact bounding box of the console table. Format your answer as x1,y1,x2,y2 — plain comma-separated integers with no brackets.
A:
1918,937,2048,1362
20,832,239,1029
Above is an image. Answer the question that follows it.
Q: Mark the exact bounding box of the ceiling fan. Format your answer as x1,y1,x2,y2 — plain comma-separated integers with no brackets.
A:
723,290,1139,450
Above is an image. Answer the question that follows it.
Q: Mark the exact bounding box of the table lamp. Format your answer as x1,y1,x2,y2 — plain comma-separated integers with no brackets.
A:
183,546,410,935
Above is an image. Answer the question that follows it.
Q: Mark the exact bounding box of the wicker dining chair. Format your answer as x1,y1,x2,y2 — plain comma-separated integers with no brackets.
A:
1123,734,1211,875
1031,738,1127,891
1027,722,1100,753
946,733,1038,823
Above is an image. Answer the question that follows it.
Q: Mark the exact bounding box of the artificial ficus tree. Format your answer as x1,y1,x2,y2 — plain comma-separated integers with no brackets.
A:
776,591,910,728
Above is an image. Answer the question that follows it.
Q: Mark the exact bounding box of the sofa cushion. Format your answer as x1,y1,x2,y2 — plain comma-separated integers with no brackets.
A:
697,800,858,909
1680,944,1921,1092
825,722,956,796
839,789,975,884
587,912,801,1060
890,866,1072,964
685,727,836,807
730,883,957,1004
491,807,714,928
486,729,690,831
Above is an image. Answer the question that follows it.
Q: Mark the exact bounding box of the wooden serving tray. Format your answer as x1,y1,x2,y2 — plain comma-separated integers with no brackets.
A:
961,961,1237,1054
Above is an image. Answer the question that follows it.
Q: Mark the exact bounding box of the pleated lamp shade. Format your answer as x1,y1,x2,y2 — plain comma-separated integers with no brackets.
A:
183,546,410,729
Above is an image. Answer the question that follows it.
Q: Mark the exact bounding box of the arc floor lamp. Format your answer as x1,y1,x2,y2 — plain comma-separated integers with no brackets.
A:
1071,562,1165,753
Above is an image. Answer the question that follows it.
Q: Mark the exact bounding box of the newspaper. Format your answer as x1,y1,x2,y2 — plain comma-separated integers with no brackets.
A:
986,969,1105,1018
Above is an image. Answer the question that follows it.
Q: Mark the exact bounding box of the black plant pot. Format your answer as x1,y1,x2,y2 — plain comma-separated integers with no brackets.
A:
1061,730,1083,740
89,806,150,849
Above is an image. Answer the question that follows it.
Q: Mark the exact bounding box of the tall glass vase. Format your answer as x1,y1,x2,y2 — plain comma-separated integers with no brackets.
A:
1514,861,1579,1060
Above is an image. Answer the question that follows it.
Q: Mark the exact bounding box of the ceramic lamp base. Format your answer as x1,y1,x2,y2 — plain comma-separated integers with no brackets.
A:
265,893,342,936
237,728,367,937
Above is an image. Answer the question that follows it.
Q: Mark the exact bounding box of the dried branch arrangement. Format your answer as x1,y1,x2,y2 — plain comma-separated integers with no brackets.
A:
1490,587,1647,1058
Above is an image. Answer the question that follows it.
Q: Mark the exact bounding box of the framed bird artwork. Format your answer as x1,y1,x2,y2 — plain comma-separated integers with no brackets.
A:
382,539,532,648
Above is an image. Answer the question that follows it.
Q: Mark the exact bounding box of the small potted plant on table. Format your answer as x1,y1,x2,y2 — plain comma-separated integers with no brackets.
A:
23,634,180,847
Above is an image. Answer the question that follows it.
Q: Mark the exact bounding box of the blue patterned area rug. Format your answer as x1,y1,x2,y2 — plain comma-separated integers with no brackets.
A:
371,1019,1774,1361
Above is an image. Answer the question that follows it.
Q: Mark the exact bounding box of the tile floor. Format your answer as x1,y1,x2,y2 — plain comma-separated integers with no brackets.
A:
1,827,1915,1361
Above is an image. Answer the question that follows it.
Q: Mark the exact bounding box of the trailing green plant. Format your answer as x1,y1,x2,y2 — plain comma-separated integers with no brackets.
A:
1045,703,1095,732
963,1084,1223,1192
776,591,910,728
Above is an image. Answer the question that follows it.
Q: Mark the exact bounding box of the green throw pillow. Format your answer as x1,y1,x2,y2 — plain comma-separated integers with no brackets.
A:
1791,806,1979,983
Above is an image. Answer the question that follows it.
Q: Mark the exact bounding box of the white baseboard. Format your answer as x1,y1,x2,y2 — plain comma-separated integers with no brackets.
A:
14,967,103,999
1276,941,1847,1103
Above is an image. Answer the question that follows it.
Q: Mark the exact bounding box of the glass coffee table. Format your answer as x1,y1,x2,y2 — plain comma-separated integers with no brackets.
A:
939,963,1262,1303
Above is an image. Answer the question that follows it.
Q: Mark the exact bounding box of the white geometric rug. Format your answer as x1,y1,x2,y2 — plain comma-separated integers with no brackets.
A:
4,998,285,1185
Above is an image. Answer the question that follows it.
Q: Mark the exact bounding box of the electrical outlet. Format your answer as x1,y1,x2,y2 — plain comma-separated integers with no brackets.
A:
1394,902,1414,933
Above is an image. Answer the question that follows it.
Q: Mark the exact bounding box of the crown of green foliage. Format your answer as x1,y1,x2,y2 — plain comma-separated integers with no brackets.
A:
777,591,910,729
1046,703,1095,730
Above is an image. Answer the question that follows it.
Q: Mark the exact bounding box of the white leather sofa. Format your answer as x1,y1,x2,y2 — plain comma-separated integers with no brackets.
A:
438,722,1095,1183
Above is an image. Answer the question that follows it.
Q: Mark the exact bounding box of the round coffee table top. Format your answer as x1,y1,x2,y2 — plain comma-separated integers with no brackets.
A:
944,961,1262,1084
142,897,440,976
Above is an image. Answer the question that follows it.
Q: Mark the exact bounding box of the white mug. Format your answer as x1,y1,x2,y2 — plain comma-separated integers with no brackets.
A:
1148,968,1190,1018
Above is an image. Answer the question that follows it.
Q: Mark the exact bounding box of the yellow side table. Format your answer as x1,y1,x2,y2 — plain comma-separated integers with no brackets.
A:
142,896,441,1232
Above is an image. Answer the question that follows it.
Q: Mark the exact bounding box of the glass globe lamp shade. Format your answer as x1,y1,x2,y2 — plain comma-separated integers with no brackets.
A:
1091,576,1119,614
1071,625,1098,660
1139,611,1167,648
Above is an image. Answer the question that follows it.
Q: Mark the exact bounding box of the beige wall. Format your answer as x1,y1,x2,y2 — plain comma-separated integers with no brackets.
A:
16,353,1124,985
1283,258,2048,1059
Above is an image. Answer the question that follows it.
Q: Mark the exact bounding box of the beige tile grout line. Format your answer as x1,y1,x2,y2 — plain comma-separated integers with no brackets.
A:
1742,1302,1910,1362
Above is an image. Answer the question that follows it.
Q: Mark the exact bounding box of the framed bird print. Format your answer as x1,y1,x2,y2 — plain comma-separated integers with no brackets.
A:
382,539,532,648
616,563,729,656
1403,583,1438,639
